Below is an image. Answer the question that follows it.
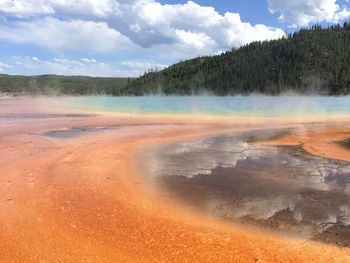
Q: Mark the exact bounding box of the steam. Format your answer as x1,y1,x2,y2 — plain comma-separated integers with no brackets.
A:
70,95,350,124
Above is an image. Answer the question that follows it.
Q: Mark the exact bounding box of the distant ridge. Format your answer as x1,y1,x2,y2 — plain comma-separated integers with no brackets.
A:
126,22,350,96
0,74,132,96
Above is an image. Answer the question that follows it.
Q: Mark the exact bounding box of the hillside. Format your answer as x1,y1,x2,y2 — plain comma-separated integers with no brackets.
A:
126,22,350,95
0,74,132,96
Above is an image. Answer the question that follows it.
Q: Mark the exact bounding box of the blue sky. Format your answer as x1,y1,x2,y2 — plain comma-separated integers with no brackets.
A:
0,0,349,77
158,0,281,26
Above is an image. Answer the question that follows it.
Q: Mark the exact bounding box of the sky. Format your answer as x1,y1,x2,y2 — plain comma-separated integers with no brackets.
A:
0,0,349,77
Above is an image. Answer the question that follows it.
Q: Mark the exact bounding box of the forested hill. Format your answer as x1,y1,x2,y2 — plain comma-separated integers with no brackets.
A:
125,22,350,96
0,75,132,96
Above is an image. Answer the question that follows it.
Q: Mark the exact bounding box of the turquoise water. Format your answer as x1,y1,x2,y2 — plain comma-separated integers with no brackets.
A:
66,96,350,117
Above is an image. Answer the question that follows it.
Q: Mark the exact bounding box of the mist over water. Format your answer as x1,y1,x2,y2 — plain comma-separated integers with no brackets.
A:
67,96,350,117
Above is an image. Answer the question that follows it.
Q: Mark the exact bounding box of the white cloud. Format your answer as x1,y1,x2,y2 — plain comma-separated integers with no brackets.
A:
0,0,285,52
12,56,117,76
120,0,285,49
175,29,216,50
0,17,134,52
0,0,120,18
267,0,350,27
0,61,12,72
0,0,287,76
10,56,166,77
0,0,54,17
121,60,168,71
81,58,98,63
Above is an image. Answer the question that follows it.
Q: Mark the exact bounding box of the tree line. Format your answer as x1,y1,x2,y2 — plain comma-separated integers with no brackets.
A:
125,22,350,96
0,75,131,96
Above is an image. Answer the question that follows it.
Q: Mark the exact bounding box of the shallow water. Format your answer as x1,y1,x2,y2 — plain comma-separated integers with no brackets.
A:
43,123,192,139
338,139,350,149
44,126,120,139
66,96,350,117
141,129,350,247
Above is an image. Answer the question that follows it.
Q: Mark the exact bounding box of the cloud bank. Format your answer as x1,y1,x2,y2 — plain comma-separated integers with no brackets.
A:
0,0,349,76
0,0,285,53
268,0,350,27
10,56,167,77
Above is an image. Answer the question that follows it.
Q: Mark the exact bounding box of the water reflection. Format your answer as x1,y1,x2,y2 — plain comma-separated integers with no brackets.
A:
142,129,350,247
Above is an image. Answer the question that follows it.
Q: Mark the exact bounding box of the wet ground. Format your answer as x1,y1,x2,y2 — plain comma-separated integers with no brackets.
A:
44,126,122,138
43,123,197,139
141,129,350,247
338,139,350,149
0,113,98,120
